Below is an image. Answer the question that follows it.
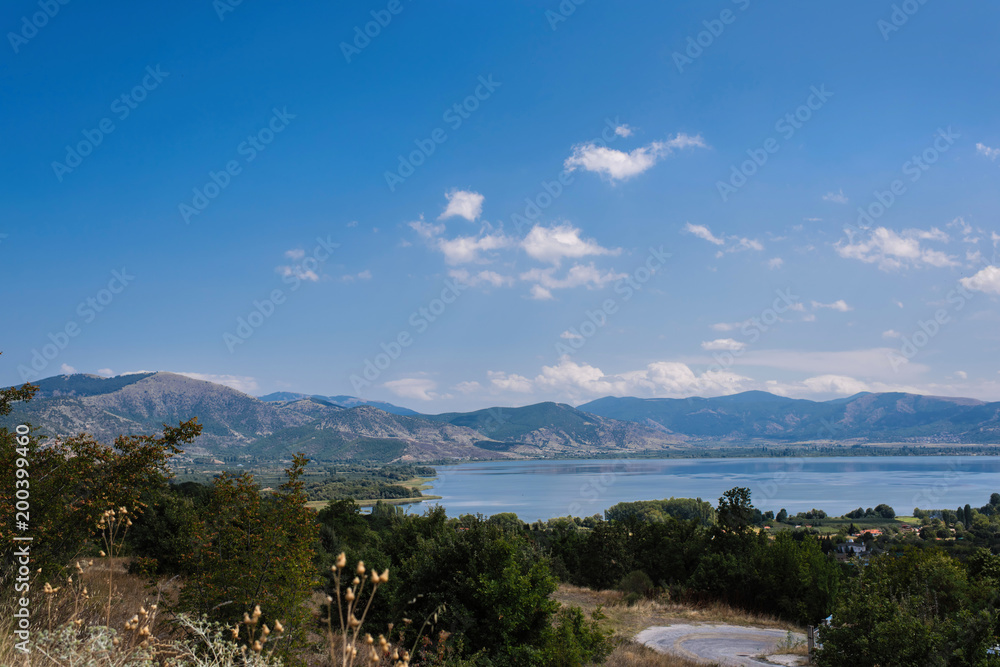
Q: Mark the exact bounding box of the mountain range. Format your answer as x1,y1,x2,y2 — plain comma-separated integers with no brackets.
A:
3,373,999,462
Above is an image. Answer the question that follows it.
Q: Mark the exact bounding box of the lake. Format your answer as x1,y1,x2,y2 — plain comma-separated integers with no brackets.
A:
417,456,1000,522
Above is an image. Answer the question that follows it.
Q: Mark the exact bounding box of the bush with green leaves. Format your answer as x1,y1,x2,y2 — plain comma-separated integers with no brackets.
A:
178,454,319,662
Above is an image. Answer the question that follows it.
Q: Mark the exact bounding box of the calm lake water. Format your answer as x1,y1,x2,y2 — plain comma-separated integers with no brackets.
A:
418,457,1000,522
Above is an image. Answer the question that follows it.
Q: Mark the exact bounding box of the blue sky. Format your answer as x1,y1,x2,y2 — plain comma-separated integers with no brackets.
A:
3,0,1000,411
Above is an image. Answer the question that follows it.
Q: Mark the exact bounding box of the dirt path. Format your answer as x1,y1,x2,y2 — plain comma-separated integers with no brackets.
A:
636,624,806,666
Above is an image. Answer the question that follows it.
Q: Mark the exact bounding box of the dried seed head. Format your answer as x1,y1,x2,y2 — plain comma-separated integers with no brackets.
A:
230,627,239,640
139,626,150,637
261,624,270,636
99,551,106,557
252,641,262,653
336,552,347,569
356,561,366,575
352,577,360,586
365,633,374,644
273,620,284,633
379,569,389,584
370,572,379,585
345,589,355,602
349,615,361,628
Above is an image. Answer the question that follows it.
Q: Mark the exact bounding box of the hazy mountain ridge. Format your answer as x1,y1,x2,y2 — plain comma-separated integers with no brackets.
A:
579,392,1000,443
6,374,1000,462
2,373,682,461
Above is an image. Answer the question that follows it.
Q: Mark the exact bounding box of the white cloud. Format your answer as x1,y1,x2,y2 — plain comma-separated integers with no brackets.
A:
522,223,619,265
564,133,706,182
710,321,746,332
683,222,725,246
977,143,1000,160
823,189,848,204
811,299,852,312
341,270,372,282
439,190,485,222
438,232,514,265
701,338,747,352
409,218,446,239
521,263,627,298
384,378,437,401
956,371,968,380
766,257,784,270
60,363,77,374
97,368,114,376
802,313,817,322
276,249,320,282
882,329,902,339
800,374,871,395
731,237,763,252
448,269,515,288
561,330,584,340
948,217,980,245
176,373,259,394
453,381,481,394
346,220,359,228
614,124,634,137
684,222,762,255
961,265,1000,294
732,348,926,379
529,285,554,300
836,226,958,271
487,371,534,393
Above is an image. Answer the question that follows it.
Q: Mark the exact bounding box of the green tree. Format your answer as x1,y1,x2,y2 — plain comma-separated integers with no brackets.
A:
393,519,560,666
179,454,319,657
1,375,200,579
817,548,997,666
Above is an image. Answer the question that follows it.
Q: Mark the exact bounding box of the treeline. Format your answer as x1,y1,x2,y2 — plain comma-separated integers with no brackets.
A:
303,464,435,501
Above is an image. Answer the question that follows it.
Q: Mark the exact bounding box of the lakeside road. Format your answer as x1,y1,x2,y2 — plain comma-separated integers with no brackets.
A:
636,624,806,666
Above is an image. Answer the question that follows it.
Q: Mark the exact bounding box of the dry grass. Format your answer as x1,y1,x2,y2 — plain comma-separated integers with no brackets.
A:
601,640,711,667
555,583,802,666
0,558,184,666
555,584,799,638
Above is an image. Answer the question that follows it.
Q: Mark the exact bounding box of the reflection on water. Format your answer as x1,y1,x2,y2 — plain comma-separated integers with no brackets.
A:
417,456,1000,522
